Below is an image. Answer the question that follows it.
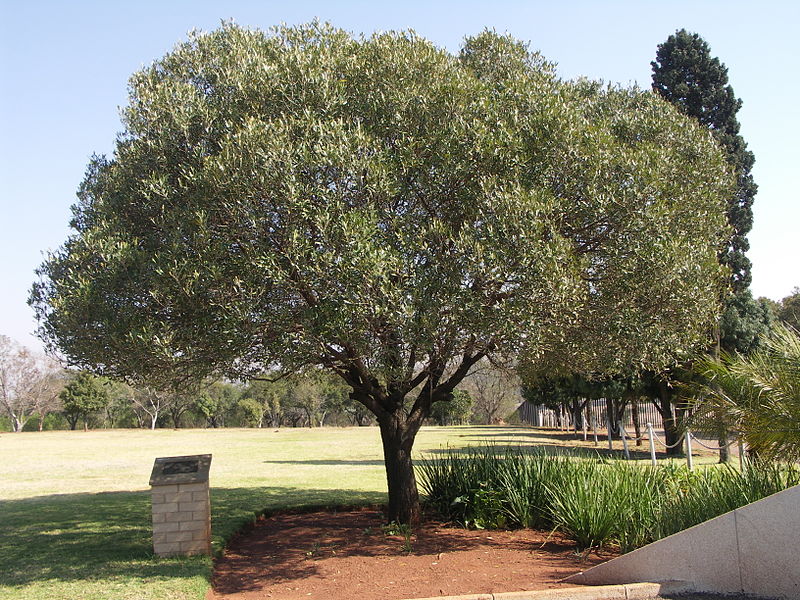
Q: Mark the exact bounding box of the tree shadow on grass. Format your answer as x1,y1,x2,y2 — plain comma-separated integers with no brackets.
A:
0,486,385,590
262,458,386,466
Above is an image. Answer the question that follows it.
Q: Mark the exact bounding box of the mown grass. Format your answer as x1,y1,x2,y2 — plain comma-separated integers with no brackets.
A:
1,425,614,600
417,446,800,554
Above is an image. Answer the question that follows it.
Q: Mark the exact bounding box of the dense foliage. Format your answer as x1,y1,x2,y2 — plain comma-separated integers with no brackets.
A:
418,446,800,552
689,324,800,461
653,28,755,293
31,23,732,522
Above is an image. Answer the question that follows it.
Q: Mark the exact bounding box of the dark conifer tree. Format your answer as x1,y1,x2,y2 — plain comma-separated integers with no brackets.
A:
653,30,766,354
652,29,756,293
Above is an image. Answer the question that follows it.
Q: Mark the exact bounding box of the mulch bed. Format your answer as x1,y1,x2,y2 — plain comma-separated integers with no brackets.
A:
207,507,616,600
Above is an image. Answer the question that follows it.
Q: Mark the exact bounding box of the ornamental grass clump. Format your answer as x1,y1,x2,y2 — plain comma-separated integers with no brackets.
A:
656,460,800,538
543,459,619,549
608,462,668,553
542,458,667,551
416,447,506,526
418,444,800,553
495,449,566,529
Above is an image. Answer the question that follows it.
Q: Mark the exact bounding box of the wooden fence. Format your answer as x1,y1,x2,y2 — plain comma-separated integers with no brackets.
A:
518,398,665,433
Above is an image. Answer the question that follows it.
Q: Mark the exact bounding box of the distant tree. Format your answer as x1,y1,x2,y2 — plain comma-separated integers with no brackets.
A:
285,373,333,427
777,288,800,331
31,24,732,523
103,380,137,428
521,373,632,440
430,389,472,426
131,387,178,430
60,371,110,430
237,396,267,428
0,336,63,432
316,372,355,426
241,377,287,428
758,296,781,319
29,369,66,431
194,382,240,428
165,389,196,428
463,361,523,424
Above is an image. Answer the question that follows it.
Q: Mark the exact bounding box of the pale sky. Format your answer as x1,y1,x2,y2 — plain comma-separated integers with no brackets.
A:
2,0,798,354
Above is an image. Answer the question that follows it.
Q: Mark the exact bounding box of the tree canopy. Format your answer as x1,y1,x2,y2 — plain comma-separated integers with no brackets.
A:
31,23,732,522
652,28,756,292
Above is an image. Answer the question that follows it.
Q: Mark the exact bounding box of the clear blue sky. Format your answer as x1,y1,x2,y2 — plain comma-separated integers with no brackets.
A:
2,0,798,353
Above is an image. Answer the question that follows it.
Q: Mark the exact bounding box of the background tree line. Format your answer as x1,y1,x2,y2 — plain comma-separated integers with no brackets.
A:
2,336,527,432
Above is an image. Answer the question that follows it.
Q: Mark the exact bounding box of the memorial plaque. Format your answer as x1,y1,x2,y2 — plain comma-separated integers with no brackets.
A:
150,454,212,557
162,460,199,475
150,454,211,486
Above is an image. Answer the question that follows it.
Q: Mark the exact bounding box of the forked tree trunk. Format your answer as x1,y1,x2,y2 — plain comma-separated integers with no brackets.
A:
378,413,421,526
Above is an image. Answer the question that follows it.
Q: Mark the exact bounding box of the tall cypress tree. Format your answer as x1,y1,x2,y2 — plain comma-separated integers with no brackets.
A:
652,29,756,293
652,30,767,463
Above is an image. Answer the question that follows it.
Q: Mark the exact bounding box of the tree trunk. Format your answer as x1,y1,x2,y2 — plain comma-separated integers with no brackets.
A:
12,415,23,433
605,397,616,439
378,413,421,526
656,382,682,456
632,400,642,447
150,413,158,430
718,427,730,463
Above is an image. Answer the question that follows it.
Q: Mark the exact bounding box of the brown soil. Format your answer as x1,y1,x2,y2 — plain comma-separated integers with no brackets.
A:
208,507,616,600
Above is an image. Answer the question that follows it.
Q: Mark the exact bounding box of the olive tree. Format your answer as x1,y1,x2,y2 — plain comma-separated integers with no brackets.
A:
31,23,731,523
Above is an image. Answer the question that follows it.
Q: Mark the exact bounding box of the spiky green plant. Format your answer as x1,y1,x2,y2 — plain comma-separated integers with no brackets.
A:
418,444,800,553
689,323,800,461
657,460,800,537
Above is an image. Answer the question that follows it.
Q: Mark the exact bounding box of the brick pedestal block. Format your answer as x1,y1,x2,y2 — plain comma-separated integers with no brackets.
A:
149,454,212,557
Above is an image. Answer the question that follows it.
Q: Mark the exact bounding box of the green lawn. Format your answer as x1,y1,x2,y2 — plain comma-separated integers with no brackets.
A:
0,425,719,600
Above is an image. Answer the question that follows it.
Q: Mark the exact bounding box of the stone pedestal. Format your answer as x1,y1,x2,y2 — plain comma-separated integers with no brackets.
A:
149,454,212,557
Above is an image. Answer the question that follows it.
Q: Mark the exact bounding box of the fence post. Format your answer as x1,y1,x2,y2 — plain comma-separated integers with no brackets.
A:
738,438,746,471
686,430,694,471
647,422,657,466
620,421,630,459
